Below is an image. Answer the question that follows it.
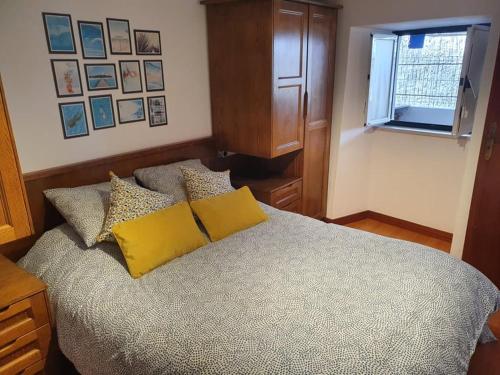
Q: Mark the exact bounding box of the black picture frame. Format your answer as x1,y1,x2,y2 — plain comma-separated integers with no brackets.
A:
134,29,162,55
147,95,168,127
89,94,116,130
42,12,77,54
106,18,132,55
78,20,107,59
50,59,83,98
84,63,118,91
119,60,143,94
116,98,146,124
143,60,165,92
58,101,89,139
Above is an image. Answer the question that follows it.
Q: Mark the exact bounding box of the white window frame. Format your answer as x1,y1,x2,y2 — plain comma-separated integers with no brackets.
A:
365,25,490,137
365,33,398,126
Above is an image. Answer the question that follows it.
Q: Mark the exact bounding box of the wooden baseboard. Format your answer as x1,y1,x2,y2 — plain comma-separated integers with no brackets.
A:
323,211,370,225
324,211,453,242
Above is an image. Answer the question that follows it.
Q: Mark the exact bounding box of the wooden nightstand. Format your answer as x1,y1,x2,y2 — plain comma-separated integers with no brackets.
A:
0,255,51,375
232,176,303,214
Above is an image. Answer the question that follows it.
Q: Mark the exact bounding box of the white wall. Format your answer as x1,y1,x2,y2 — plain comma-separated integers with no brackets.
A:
328,0,500,242
0,0,212,173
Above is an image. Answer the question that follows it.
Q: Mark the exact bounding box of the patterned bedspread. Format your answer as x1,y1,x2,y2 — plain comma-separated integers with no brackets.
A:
19,205,499,375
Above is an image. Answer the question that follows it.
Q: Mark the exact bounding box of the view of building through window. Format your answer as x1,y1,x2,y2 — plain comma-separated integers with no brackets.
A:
394,32,467,110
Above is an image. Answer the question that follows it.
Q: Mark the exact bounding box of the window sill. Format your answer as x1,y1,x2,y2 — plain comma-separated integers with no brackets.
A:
367,125,471,140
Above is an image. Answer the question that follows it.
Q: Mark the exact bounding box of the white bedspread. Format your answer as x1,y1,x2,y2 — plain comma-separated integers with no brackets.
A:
19,206,499,374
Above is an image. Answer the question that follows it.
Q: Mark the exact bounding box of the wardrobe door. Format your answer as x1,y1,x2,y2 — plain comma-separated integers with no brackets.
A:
272,0,308,157
0,79,32,245
302,5,337,218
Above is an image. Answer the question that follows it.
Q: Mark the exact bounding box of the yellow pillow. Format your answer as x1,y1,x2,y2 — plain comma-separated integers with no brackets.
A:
190,186,268,241
112,202,208,278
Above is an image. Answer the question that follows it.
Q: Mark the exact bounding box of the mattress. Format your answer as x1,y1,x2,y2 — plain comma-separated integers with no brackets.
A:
19,205,500,375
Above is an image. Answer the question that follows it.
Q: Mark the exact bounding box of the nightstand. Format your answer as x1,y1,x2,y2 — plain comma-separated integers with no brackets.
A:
232,176,303,213
0,255,51,375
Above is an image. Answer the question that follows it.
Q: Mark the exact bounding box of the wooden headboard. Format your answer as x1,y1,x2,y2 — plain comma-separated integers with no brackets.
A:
0,137,216,261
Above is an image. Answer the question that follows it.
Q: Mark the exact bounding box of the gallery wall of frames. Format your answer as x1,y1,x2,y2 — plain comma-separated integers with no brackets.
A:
43,12,168,139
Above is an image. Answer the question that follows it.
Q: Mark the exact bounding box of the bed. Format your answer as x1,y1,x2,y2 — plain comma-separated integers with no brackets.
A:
8,137,500,374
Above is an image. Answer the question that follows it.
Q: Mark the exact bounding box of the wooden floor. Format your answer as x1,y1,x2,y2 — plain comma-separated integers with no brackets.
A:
344,218,500,340
346,218,451,251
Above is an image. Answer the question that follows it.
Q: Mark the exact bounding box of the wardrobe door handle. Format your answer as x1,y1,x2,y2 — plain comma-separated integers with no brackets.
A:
303,91,309,119
484,122,497,161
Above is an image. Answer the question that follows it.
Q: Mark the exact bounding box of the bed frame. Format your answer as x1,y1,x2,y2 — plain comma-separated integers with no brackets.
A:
0,136,216,261
0,135,496,373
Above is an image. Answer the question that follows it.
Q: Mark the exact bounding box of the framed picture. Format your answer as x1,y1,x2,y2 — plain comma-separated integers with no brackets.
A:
119,60,142,94
147,96,167,127
134,30,161,55
84,64,118,91
117,98,145,124
78,21,106,59
58,102,89,139
42,12,76,54
89,95,116,130
50,59,83,97
107,18,132,54
144,60,164,91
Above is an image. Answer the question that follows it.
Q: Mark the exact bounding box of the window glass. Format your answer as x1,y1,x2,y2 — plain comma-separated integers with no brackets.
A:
393,32,466,127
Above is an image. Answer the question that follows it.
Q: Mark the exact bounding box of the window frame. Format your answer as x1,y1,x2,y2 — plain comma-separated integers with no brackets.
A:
389,26,469,133
366,23,490,136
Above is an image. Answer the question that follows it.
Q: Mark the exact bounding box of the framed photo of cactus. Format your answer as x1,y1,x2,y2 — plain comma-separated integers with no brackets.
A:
51,59,83,98
134,30,161,55
58,101,89,139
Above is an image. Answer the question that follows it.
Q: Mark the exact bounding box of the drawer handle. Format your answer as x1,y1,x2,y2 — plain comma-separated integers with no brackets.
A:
0,337,17,351
275,193,299,207
0,330,38,359
0,318,36,348
0,299,32,322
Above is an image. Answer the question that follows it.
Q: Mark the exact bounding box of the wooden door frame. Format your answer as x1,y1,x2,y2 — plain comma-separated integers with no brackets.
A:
462,36,500,285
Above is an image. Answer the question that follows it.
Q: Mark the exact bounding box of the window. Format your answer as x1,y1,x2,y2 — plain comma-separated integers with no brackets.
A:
366,25,490,136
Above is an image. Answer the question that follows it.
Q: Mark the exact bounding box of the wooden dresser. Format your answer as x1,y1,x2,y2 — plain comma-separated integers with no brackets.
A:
232,176,303,213
0,255,51,375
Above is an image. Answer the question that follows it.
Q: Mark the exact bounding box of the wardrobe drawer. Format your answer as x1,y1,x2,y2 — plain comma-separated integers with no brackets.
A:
280,199,302,214
0,294,49,348
271,180,302,208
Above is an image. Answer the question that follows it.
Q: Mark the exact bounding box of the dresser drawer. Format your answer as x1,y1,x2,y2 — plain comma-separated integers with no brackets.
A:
280,199,302,214
270,180,302,209
0,348,42,375
0,324,50,368
20,358,45,375
0,294,49,348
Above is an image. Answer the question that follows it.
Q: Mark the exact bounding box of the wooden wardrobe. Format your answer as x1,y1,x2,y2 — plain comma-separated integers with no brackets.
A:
0,77,32,245
203,0,338,219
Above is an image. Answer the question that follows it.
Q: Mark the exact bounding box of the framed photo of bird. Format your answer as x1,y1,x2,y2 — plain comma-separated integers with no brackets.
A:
89,95,116,130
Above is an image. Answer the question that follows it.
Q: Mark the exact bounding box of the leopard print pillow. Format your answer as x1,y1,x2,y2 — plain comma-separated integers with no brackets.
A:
96,172,174,242
180,167,234,201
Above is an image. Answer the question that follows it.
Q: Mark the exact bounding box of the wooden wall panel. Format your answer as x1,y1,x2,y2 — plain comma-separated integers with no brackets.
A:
302,5,337,218
0,137,216,261
272,0,308,156
0,78,32,245
206,0,273,157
